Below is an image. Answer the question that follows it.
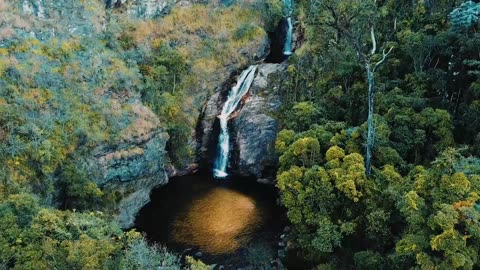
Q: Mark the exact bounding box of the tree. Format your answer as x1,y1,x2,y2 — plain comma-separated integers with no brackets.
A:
449,1,480,31
393,149,480,269
320,0,395,176
363,30,394,176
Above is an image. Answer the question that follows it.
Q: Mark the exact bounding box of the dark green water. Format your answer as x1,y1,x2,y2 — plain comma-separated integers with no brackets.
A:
134,172,286,267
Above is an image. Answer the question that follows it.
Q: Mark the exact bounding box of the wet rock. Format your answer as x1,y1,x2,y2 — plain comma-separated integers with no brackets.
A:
195,251,203,257
197,91,222,165
166,163,199,177
232,63,287,183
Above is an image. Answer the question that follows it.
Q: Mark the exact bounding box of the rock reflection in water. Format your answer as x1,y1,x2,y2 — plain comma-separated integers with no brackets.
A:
173,188,262,254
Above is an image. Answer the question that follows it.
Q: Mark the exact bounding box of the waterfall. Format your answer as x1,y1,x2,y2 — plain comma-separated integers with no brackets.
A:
283,0,294,56
283,17,293,56
213,65,258,178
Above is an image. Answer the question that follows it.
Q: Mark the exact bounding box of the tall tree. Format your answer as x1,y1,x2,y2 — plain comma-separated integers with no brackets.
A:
320,0,395,176
364,28,394,176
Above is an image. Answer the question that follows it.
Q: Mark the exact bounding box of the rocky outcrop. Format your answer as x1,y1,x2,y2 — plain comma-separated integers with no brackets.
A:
232,63,286,182
107,0,215,19
0,0,106,44
197,91,222,166
89,93,170,228
107,0,177,18
193,36,270,169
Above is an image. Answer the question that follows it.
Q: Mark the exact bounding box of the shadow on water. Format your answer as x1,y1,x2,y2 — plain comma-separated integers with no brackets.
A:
134,171,286,267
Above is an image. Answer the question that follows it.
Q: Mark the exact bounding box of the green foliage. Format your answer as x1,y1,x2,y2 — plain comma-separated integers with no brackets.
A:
392,149,480,269
450,1,480,31
277,143,370,255
276,2,480,268
354,250,385,270
122,235,181,270
283,101,321,131
234,23,264,41
136,42,201,167
0,193,183,270
257,0,284,32
0,37,140,205
185,256,210,270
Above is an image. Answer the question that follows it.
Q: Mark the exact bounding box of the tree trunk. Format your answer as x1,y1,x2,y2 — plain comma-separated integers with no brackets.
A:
365,65,375,177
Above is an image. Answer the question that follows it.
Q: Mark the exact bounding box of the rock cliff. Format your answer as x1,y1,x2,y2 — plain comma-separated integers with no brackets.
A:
107,0,177,18
89,93,170,228
5,0,173,227
5,0,279,226
198,63,286,183
1,0,105,42
232,63,286,182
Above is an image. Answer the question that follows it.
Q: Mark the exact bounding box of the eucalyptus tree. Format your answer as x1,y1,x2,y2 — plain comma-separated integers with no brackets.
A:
319,0,395,176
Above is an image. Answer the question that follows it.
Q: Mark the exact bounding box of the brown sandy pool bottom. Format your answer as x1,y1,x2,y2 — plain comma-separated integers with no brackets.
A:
134,172,285,267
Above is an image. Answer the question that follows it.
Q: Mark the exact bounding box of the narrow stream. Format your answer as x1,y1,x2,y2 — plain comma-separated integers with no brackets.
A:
135,172,285,267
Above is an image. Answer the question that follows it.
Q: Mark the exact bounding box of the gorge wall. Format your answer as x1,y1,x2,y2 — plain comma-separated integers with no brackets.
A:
88,92,170,228
232,63,286,182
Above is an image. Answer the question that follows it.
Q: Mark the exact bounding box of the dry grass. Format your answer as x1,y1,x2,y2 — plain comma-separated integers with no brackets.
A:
124,4,267,95
121,103,161,140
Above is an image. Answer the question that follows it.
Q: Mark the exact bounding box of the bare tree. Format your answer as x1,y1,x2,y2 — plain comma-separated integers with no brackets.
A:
364,27,393,176
322,0,395,176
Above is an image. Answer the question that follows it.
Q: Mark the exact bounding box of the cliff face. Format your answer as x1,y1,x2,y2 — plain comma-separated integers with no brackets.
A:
0,0,105,42
3,0,173,227
198,63,286,183
232,63,286,182
89,92,170,228
5,0,278,226
107,0,177,18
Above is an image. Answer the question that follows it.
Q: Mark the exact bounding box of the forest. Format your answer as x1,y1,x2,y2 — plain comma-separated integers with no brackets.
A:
1,0,480,269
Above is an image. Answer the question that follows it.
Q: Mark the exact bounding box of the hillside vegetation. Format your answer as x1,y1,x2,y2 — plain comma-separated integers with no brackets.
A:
275,0,480,269
0,0,276,268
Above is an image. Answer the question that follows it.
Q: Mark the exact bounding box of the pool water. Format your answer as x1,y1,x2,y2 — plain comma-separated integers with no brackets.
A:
134,172,286,267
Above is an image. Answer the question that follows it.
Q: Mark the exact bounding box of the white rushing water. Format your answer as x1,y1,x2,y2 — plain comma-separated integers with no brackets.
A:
283,17,293,56
283,0,293,56
213,65,258,178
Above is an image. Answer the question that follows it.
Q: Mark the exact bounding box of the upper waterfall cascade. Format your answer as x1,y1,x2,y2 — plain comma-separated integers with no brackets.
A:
213,65,258,178
283,0,294,56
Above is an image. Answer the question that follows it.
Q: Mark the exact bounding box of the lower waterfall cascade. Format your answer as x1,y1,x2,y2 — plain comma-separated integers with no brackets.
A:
213,65,258,178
